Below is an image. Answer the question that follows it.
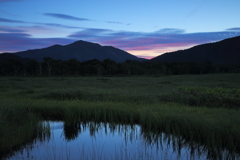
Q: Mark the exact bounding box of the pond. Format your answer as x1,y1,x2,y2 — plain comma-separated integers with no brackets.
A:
6,121,238,160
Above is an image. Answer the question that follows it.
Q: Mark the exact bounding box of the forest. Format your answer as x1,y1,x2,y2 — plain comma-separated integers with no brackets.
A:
1,57,240,76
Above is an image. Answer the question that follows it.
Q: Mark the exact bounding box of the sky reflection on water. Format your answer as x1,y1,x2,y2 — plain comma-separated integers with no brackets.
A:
8,121,209,160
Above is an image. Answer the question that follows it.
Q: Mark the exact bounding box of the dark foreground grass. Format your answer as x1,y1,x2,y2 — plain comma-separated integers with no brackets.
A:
159,86,240,109
0,74,240,158
0,105,50,158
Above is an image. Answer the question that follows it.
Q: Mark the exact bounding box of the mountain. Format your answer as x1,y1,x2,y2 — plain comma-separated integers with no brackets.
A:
0,53,30,64
9,40,143,63
149,36,240,65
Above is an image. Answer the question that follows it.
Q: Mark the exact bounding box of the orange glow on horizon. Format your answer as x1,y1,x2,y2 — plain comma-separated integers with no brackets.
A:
127,49,174,59
127,44,195,59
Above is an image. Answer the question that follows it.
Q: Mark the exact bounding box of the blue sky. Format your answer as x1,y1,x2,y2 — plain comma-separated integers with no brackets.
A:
1,0,240,59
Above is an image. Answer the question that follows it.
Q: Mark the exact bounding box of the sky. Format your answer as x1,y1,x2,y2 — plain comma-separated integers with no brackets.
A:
1,0,240,59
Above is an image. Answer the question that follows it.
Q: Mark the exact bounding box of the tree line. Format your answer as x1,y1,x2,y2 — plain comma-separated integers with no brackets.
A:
1,57,240,76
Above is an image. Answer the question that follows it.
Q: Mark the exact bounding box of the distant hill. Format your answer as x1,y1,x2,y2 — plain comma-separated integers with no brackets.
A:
0,53,30,64
149,36,240,65
7,40,144,63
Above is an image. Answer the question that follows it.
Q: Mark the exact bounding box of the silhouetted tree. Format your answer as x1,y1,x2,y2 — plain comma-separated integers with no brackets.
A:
27,60,39,76
102,58,117,75
43,57,53,76
1,56,240,77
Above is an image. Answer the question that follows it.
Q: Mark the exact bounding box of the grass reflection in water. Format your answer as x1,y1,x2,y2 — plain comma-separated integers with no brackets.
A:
6,121,239,160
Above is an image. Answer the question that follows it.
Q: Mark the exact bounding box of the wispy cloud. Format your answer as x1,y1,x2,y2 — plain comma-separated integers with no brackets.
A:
0,0,24,3
227,28,240,31
35,22,82,29
104,21,130,25
43,13,130,25
43,13,92,21
104,21,131,25
0,24,75,52
69,28,113,39
0,26,26,33
68,28,240,54
0,32,74,52
0,9,20,17
105,21,123,24
0,17,26,23
0,17,82,30
1,25,240,58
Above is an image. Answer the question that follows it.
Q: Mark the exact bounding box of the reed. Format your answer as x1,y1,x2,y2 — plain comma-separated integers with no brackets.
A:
159,86,240,109
0,74,240,158
0,105,50,158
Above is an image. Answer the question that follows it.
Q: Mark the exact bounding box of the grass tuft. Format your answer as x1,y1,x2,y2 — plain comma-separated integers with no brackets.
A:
159,86,240,109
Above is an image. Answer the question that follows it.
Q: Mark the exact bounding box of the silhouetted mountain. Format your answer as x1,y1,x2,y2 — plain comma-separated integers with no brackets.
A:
0,53,30,64
8,40,144,63
150,36,240,65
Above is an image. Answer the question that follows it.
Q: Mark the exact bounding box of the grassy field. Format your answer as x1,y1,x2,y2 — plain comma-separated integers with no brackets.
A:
1,74,240,158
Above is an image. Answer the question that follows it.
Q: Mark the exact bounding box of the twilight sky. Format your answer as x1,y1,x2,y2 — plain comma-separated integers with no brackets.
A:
1,0,240,59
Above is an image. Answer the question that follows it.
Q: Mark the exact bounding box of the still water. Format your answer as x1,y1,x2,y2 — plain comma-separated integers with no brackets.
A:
7,121,235,160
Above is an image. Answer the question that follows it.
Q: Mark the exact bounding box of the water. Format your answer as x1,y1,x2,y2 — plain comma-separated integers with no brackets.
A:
6,121,237,160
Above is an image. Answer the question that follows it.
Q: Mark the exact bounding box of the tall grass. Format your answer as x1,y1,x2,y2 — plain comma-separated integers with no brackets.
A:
0,105,50,158
1,74,240,158
159,86,240,109
2,98,239,157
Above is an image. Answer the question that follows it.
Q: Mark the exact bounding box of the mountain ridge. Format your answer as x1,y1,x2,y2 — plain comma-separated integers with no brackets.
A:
149,36,240,65
1,36,240,65
7,40,144,63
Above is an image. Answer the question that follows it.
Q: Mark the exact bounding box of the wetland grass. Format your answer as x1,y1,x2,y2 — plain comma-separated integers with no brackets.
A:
159,86,240,109
0,74,240,158
0,105,50,158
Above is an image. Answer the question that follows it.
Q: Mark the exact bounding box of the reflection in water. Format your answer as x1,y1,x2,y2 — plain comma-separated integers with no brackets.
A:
63,122,81,141
7,121,239,160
